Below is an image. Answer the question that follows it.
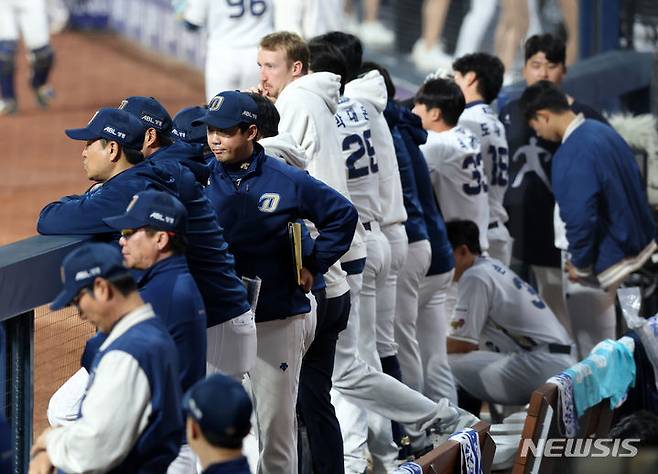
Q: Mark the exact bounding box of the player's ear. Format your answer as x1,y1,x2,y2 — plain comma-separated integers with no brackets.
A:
430,107,441,122
186,418,199,441
465,71,477,87
291,60,304,78
107,140,121,162
145,128,158,148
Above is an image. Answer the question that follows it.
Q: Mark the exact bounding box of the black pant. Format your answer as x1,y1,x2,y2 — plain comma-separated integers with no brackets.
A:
298,289,351,474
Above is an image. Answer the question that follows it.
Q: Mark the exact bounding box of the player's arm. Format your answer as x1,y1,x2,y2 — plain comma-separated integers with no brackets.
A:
552,151,600,272
44,351,153,473
297,174,358,276
447,274,490,354
37,184,142,235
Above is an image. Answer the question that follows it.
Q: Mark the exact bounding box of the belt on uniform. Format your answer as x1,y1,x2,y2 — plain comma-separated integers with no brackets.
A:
546,343,572,354
488,221,499,230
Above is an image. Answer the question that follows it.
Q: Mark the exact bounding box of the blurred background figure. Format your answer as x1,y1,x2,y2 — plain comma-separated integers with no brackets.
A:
344,0,395,48
0,0,56,115
47,0,70,34
411,0,453,72
274,0,344,39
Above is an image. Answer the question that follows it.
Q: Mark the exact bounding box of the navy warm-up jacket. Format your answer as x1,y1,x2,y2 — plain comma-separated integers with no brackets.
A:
553,119,656,273
205,144,358,322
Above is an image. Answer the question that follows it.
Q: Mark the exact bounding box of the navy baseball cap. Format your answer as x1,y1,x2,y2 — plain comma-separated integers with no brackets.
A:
65,108,147,150
172,105,208,145
51,243,128,310
192,91,258,130
102,190,188,234
119,96,173,137
183,373,252,448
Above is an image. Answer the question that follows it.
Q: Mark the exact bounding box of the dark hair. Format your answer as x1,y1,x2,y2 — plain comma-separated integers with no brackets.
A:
156,132,173,148
360,61,396,99
446,220,482,255
518,80,570,122
144,227,188,255
311,31,363,83
106,272,139,296
307,41,348,94
609,411,658,446
99,139,144,165
524,33,566,65
245,92,280,139
452,53,505,104
414,78,465,126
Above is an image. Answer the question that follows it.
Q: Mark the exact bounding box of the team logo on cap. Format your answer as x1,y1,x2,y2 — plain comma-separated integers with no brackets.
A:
258,193,280,213
149,212,175,224
126,194,139,212
118,100,128,110
208,95,224,111
75,267,101,282
87,110,100,125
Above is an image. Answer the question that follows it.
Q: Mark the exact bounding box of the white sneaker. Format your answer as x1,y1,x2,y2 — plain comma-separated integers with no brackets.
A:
0,98,17,115
359,21,395,49
411,39,454,74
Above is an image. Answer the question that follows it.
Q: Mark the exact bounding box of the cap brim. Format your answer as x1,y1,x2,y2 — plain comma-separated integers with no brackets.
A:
50,286,79,311
65,128,100,141
102,214,147,231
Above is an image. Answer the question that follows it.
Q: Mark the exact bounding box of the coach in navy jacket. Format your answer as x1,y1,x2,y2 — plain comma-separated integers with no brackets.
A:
521,81,656,280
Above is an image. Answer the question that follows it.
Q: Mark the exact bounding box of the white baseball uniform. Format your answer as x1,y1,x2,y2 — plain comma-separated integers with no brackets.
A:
0,0,50,49
459,102,512,265
183,0,273,101
448,256,575,405
273,0,344,38
421,125,490,252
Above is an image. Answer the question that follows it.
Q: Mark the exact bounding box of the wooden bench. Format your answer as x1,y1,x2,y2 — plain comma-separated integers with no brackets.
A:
512,383,614,473
416,421,496,473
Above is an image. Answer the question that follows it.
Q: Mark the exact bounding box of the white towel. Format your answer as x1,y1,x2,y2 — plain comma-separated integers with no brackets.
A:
448,427,482,474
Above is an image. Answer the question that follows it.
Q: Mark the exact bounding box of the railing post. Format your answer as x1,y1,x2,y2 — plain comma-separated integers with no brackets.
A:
7,311,34,474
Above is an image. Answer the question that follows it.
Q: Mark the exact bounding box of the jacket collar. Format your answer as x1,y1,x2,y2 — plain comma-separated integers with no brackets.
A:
214,142,267,181
138,254,188,287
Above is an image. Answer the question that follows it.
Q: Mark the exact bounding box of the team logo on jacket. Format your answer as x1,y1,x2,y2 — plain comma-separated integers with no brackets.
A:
258,193,280,213
450,318,465,330
208,95,224,111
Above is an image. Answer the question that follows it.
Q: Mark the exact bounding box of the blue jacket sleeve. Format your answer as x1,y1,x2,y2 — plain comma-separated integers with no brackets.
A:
553,148,600,269
297,174,358,275
37,182,147,235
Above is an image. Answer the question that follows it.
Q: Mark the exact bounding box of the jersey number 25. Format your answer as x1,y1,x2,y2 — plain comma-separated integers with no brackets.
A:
343,130,378,179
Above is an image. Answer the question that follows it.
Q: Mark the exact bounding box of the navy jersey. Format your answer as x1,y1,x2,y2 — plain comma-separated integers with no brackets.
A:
138,255,207,394
205,144,358,322
202,457,251,474
500,98,609,267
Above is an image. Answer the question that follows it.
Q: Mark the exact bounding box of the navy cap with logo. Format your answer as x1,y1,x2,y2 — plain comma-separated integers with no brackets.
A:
183,373,252,448
192,91,258,130
51,243,128,310
119,96,173,137
65,108,147,150
172,105,208,145
102,190,188,234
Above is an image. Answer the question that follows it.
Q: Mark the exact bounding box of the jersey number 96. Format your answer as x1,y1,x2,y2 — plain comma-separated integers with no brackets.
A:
227,0,267,18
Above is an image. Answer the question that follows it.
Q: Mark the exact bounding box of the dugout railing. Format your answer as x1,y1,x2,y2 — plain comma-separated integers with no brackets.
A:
0,235,88,474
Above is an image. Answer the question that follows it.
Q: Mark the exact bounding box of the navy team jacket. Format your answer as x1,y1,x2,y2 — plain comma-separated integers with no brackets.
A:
205,144,358,322
202,457,251,474
138,254,207,394
147,141,251,326
553,119,656,273
91,317,183,473
396,105,455,276
384,100,429,244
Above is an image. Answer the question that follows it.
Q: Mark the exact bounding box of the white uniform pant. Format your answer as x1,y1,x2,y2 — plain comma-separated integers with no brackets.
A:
206,309,257,379
561,252,617,359
487,223,513,266
333,275,458,472
358,224,391,369
449,349,575,405
167,444,196,474
249,312,314,474
204,45,261,102
377,223,408,358
417,271,458,404
532,265,571,338
0,0,50,48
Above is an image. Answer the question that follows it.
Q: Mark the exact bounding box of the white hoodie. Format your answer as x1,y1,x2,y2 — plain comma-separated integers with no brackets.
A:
276,72,367,297
260,132,308,169
345,70,407,228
